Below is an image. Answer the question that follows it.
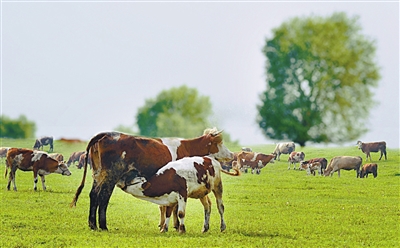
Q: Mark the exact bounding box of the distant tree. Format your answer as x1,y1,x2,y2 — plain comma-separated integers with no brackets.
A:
136,85,212,138
257,12,380,147
0,115,37,138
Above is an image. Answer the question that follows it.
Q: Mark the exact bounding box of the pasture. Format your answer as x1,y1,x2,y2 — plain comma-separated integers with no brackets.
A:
1,138,399,247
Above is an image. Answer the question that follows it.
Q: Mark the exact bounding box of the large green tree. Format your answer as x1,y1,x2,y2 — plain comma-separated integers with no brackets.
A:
257,12,380,146
0,115,36,138
136,85,212,138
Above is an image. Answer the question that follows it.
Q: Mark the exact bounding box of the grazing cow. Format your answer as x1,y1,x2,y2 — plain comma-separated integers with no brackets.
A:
359,163,378,178
67,151,85,167
324,156,362,177
33,136,54,152
48,153,64,162
117,156,240,233
273,142,295,161
77,152,92,169
235,151,275,174
241,147,252,152
0,147,11,161
357,141,387,161
300,158,328,175
5,148,71,191
301,161,322,176
70,128,233,231
288,151,305,170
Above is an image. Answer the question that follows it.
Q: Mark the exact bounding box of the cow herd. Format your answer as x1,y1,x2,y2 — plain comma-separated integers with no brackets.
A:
1,131,388,234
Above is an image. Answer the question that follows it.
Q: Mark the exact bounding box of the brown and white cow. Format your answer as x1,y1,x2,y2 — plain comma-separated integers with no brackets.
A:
357,141,387,161
300,158,328,175
359,163,378,178
5,148,71,191
118,156,240,233
67,151,85,167
273,142,295,161
235,151,275,174
70,128,234,231
301,161,321,176
33,136,54,152
288,151,305,170
48,153,64,162
324,156,362,177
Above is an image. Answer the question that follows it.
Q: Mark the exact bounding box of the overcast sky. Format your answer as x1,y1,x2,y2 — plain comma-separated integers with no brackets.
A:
1,1,399,148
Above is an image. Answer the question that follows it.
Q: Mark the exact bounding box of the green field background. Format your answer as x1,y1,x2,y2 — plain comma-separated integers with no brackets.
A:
0,138,399,247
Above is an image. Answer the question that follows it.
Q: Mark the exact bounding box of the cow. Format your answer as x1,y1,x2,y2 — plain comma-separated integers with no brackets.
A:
241,147,252,152
67,151,85,167
301,161,322,176
356,141,387,161
324,156,362,177
70,128,234,231
5,148,71,191
77,152,91,169
33,136,54,152
117,156,240,233
359,163,378,178
300,158,328,175
273,142,295,161
288,151,305,170
235,151,275,174
0,147,10,162
48,153,64,162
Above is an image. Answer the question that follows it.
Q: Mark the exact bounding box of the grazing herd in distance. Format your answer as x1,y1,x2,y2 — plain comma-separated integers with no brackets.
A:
0,131,388,233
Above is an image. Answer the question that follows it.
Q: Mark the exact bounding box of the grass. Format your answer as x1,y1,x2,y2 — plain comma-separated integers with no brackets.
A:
0,138,399,247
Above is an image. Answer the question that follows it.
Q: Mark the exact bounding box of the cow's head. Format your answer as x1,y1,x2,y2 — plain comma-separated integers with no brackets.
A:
56,161,71,176
203,128,234,162
33,139,41,150
356,141,363,149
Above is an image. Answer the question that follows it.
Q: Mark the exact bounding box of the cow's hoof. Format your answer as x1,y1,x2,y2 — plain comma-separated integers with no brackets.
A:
178,225,186,234
160,224,168,233
220,223,226,232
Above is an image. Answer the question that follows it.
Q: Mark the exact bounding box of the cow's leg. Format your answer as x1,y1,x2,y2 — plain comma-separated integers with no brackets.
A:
158,206,166,229
7,167,17,191
40,175,46,191
33,171,39,191
337,170,341,177
88,183,99,230
97,181,116,231
213,184,226,232
176,195,187,234
200,195,212,233
160,205,175,233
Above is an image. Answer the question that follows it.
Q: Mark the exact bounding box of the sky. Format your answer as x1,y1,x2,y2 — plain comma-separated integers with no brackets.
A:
1,1,399,148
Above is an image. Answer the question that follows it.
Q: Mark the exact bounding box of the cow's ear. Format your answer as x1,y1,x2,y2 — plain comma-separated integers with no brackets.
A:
142,182,151,190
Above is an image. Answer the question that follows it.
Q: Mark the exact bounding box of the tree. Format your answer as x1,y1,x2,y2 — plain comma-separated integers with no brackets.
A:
0,115,37,138
257,12,380,146
136,85,212,138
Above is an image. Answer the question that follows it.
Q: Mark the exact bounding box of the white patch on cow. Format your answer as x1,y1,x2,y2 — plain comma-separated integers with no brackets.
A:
38,169,50,176
113,133,121,141
161,138,182,161
250,153,259,162
121,151,126,159
15,154,24,166
32,151,46,162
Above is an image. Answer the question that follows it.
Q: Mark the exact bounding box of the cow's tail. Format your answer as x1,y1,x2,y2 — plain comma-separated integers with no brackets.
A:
221,167,241,176
70,132,111,208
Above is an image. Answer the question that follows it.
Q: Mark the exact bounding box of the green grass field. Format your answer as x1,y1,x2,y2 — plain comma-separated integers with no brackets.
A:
0,138,399,247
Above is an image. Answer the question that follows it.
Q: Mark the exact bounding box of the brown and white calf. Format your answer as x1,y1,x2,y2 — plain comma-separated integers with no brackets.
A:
118,156,240,233
300,158,328,175
70,128,234,231
67,151,85,167
357,141,387,161
324,156,362,177
359,163,378,178
288,151,305,170
5,148,71,191
301,161,321,176
235,151,275,174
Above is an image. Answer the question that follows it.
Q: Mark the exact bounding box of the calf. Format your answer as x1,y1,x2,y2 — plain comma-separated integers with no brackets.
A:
324,156,362,177
77,152,92,169
235,151,275,174
67,151,85,167
117,156,240,233
33,136,54,152
300,158,328,175
301,161,321,176
357,141,387,161
288,151,305,170
273,142,295,161
5,148,71,191
359,163,378,178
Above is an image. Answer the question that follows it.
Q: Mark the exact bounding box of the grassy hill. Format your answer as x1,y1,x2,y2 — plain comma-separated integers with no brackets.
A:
0,138,399,247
